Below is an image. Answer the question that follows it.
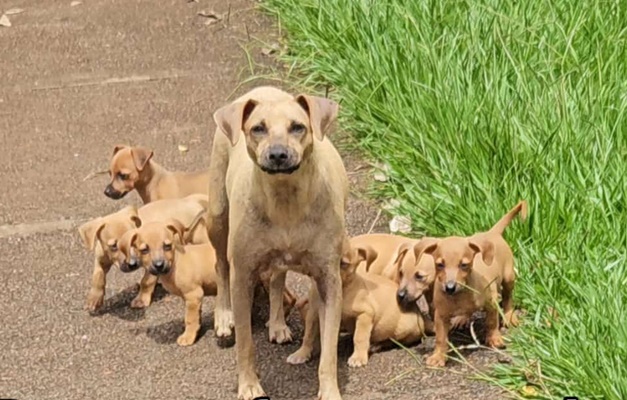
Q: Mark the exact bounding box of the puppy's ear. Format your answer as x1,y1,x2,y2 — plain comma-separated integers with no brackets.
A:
130,147,154,171
78,219,106,251
130,215,142,228
413,237,439,262
468,238,495,265
129,232,139,249
295,94,339,141
166,219,186,245
393,242,413,269
112,145,126,157
356,245,378,273
213,99,259,146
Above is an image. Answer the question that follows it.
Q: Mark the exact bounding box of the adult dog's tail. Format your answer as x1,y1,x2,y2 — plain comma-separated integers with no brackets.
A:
488,200,528,236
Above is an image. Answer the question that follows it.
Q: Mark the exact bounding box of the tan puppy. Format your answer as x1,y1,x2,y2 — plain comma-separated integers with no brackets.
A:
394,201,527,367
207,86,348,400
349,233,419,282
78,195,209,311
130,220,218,346
105,145,209,203
288,240,426,367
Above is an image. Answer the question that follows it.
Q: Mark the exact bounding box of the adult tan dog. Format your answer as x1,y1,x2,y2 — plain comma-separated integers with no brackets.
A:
288,239,426,367
77,195,209,311
104,145,209,203
393,201,527,367
207,86,348,400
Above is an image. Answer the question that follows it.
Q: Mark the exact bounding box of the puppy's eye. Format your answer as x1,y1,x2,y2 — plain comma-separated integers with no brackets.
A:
109,243,118,251
250,124,267,135
340,260,349,268
163,243,172,251
436,262,445,270
289,122,306,134
460,263,470,270
414,272,424,281
118,173,129,180
140,246,150,255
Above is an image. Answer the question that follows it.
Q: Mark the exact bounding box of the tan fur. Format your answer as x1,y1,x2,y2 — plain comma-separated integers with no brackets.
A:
77,195,209,312
288,240,426,367
207,86,348,400
349,233,419,282
105,145,209,203
393,201,527,367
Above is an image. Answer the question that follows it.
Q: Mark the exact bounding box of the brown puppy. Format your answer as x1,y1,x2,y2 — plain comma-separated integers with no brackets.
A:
207,86,348,400
397,201,527,367
288,240,426,367
130,220,218,346
77,195,209,311
105,145,209,203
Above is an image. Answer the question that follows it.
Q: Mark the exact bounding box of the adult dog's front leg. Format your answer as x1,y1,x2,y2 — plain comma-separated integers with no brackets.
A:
268,270,292,344
208,215,233,339
231,262,265,400
315,267,343,400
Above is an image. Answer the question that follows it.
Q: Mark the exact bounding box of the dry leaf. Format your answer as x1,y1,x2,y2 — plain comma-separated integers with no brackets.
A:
70,1,82,6
382,199,401,210
198,10,221,19
373,171,388,182
520,385,538,397
178,144,189,153
261,43,280,56
416,295,430,315
5,8,24,15
0,14,11,27
389,215,411,233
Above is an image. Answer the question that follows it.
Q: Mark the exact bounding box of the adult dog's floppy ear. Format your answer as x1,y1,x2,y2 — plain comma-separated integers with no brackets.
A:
213,99,259,146
131,147,153,171
78,219,106,251
295,94,339,141
356,245,378,273
468,237,494,265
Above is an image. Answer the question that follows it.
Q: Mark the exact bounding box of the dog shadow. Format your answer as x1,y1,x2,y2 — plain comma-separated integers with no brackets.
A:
90,283,169,321
144,311,215,345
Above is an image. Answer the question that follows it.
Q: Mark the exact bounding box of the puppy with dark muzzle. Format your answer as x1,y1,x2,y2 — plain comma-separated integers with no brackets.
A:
105,145,210,203
394,201,527,367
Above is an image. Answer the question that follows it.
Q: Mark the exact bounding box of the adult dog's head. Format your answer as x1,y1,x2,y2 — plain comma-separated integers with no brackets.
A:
213,87,339,175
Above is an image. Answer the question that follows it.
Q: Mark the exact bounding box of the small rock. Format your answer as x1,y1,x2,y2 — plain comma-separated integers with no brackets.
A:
389,215,411,233
0,14,12,27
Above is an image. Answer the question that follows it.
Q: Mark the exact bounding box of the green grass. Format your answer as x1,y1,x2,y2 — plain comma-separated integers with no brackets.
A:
260,0,627,398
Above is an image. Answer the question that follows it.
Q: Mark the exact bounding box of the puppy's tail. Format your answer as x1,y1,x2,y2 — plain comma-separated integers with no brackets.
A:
488,200,527,236
185,209,207,239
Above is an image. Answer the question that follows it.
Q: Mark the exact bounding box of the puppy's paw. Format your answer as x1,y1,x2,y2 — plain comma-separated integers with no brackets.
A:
130,296,150,309
269,323,293,344
85,293,104,312
504,311,520,328
237,381,265,400
426,353,446,367
347,352,368,368
287,348,312,365
214,309,234,338
450,315,470,330
176,335,196,347
486,332,506,349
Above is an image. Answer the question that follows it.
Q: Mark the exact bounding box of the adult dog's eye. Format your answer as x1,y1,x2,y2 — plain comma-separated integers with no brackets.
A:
118,173,129,180
289,122,306,134
140,246,150,255
414,272,424,281
163,243,172,251
251,124,267,135
436,262,445,270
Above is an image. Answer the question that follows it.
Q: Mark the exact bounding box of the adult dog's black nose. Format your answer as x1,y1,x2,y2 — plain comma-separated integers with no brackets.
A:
268,145,289,165
445,281,457,294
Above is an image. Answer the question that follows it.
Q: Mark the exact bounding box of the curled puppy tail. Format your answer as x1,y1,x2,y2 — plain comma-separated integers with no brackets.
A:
488,200,528,236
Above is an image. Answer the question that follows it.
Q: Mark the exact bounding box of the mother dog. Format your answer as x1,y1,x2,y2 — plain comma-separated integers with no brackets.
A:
207,86,348,400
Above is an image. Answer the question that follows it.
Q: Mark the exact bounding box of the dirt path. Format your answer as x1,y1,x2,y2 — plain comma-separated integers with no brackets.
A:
0,1,503,398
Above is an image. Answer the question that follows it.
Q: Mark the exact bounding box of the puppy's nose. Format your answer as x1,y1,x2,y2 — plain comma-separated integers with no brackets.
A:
445,281,457,294
397,288,407,303
152,259,165,270
268,145,289,165
104,185,113,196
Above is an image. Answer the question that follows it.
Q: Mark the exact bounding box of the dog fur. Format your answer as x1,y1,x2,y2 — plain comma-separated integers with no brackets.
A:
207,86,348,400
